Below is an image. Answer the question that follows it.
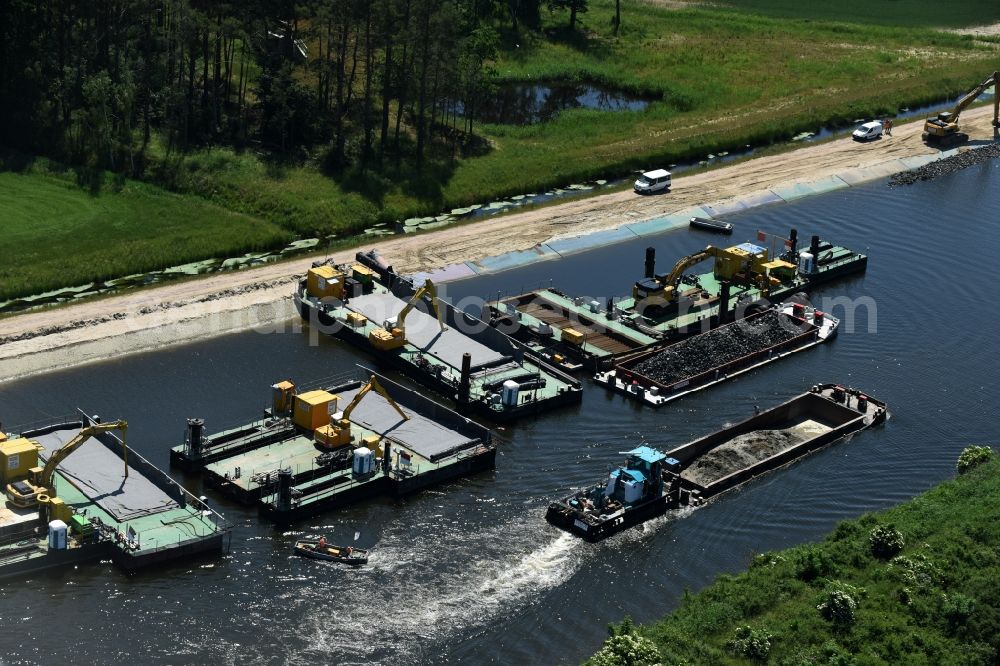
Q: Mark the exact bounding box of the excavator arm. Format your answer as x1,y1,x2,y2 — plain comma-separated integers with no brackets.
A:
38,420,129,491
343,376,408,423
948,71,997,123
397,279,446,334
661,249,713,288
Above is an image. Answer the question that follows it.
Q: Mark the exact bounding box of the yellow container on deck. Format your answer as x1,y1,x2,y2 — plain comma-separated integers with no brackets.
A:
314,423,351,448
0,438,40,483
47,497,71,524
293,390,338,431
306,266,345,299
347,312,367,327
561,328,584,346
351,263,376,285
271,380,296,415
362,434,382,457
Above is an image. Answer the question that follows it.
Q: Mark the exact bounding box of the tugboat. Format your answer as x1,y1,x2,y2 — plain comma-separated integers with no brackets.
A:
545,446,679,542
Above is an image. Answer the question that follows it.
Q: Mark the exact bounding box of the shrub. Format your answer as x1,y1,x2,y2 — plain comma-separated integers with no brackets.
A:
589,617,662,666
794,546,835,582
817,582,865,627
869,525,905,559
941,592,976,630
957,446,994,474
726,625,774,661
889,554,943,590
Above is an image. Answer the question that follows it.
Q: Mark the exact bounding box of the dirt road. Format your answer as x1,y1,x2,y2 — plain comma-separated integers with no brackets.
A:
2,105,997,381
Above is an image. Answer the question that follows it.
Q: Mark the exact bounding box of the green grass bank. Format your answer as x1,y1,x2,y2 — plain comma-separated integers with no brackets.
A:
587,448,1000,665
0,157,291,301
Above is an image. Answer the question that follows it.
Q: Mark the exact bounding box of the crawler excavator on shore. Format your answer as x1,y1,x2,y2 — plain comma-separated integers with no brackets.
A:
922,71,1000,148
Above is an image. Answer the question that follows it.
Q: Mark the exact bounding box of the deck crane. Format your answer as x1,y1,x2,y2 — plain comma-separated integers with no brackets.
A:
5,420,129,508
320,375,408,449
922,71,1000,148
368,278,447,351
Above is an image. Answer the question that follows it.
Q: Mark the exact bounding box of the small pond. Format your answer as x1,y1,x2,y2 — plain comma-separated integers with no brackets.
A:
460,82,657,125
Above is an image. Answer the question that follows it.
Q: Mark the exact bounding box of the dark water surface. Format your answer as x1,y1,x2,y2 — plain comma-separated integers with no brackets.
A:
1,159,999,665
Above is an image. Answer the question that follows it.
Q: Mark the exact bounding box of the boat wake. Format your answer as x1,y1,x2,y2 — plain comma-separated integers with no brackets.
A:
292,516,585,665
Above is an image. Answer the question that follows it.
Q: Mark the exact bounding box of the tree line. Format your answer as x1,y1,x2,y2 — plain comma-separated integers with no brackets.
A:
0,0,576,176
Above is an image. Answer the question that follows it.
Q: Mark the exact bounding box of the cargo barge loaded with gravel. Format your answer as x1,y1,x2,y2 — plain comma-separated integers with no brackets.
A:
294,251,582,421
488,228,865,372
546,384,887,541
595,302,838,406
172,370,494,524
1,411,229,579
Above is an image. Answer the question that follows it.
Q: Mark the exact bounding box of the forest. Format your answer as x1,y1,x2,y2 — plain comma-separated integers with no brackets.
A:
0,0,559,175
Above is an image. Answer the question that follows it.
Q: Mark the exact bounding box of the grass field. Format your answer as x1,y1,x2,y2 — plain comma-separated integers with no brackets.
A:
3,1,999,301
0,163,290,301
587,451,1000,664
714,0,1000,28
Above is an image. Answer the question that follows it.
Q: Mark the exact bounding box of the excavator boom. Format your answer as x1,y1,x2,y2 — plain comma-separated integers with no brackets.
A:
39,421,128,491
343,376,408,423
397,279,446,334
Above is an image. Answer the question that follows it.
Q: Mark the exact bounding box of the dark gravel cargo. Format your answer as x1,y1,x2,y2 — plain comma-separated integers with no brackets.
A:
632,310,802,385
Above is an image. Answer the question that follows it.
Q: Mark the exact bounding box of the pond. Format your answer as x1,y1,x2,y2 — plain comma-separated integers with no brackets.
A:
463,82,657,125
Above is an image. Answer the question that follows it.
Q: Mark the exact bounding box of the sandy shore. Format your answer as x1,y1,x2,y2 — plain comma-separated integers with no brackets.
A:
2,105,997,382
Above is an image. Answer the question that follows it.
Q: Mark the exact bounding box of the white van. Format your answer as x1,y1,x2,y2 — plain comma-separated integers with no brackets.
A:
634,169,672,194
852,121,883,142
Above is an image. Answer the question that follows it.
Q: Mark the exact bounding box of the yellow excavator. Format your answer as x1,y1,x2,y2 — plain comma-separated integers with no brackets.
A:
316,375,408,449
633,244,774,307
923,71,1000,148
5,420,128,509
368,278,446,351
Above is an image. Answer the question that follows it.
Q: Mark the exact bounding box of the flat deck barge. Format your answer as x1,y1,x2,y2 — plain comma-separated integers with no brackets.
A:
295,252,582,421
595,302,838,407
547,384,887,541
1,412,229,579
173,370,495,524
489,228,866,371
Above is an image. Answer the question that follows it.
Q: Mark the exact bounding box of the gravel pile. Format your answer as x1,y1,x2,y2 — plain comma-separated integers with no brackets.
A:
681,429,804,487
631,310,802,385
889,143,1000,187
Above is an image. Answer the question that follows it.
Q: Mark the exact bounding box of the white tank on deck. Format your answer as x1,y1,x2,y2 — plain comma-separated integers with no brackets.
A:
501,380,520,406
353,447,374,475
798,251,815,274
48,520,68,550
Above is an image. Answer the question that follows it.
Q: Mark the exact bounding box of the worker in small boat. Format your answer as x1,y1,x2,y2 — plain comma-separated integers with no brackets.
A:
317,536,327,550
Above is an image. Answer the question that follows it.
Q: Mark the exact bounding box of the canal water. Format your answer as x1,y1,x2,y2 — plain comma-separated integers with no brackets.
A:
1,158,999,665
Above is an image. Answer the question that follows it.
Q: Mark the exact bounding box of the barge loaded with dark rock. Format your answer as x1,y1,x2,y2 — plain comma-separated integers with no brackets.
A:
594,301,838,406
487,227,866,372
546,384,887,541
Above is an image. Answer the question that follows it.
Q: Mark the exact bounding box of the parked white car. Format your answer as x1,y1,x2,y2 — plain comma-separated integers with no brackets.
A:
634,169,672,194
852,121,883,142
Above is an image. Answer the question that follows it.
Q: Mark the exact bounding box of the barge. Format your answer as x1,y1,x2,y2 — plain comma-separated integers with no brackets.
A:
594,302,838,407
546,384,887,541
488,228,866,371
295,251,582,421
0,412,229,579
172,370,496,524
